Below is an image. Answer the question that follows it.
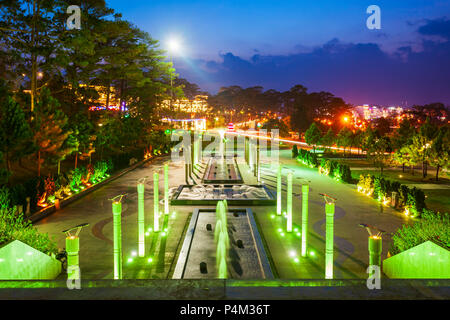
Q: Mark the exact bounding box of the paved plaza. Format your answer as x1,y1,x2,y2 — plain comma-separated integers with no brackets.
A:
35,147,408,281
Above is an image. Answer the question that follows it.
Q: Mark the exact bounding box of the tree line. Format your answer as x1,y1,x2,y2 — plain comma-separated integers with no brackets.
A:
207,84,350,132
0,0,176,185
304,118,450,180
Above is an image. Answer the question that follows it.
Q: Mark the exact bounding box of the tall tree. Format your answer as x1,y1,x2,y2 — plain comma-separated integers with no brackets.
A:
304,122,322,153
0,95,34,173
336,127,353,157
429,125,450,181
32,88,71,176
368,136,392,174
320,128,335,152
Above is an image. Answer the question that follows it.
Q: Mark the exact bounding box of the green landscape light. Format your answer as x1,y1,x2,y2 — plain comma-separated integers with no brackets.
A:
112,201,123,280
296,232,301,237
270,214,275,219
154,172,160,232
278,228,282,233
369,235,382,267
164,163,169,215
280,232,285,237
131,251,137,257
301,184,310,257
294,258,299,263
309,250,315,257
286,171,293,232
137,182,145,257
127,258,133,263
325,203,335,279
162,232,167,237
277,165,282,215
147,258,153,263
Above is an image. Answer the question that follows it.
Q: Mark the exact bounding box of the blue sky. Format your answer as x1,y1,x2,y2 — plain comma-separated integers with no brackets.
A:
107,0,450,105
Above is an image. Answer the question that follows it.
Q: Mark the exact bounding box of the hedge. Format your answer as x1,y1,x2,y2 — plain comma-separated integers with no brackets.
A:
294,146,352,183
357,174,426,217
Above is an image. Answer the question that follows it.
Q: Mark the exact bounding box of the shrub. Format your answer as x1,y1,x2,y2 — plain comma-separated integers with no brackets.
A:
69,167,83,191
358,173,427,216
390,210,449,255
0,207,57,255
406,187,426,218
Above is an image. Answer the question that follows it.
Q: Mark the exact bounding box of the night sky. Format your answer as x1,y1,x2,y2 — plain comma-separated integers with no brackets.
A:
108,0,450,106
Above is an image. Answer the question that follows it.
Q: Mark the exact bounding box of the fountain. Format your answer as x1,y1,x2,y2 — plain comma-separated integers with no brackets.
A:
215,200,229,278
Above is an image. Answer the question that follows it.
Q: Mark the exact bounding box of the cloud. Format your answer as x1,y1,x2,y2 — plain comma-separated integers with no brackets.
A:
417,17,450,40
175,18,450,106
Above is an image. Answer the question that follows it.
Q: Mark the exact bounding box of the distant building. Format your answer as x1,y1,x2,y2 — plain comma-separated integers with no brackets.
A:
161,95,211,115
354,104,404,120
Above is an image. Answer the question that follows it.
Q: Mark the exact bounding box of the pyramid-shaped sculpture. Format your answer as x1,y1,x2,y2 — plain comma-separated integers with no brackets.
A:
383,240,450,279
0,240,61,280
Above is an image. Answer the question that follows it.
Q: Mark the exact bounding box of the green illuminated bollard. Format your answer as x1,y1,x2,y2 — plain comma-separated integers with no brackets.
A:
164,164,169,215
154,172,160,232
276,165,282,215
301,184,309,257
137,183,145,257
112,201,123,280
369,236,382,267
66,235,80,280
325,203,335,279
286,171,293,232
